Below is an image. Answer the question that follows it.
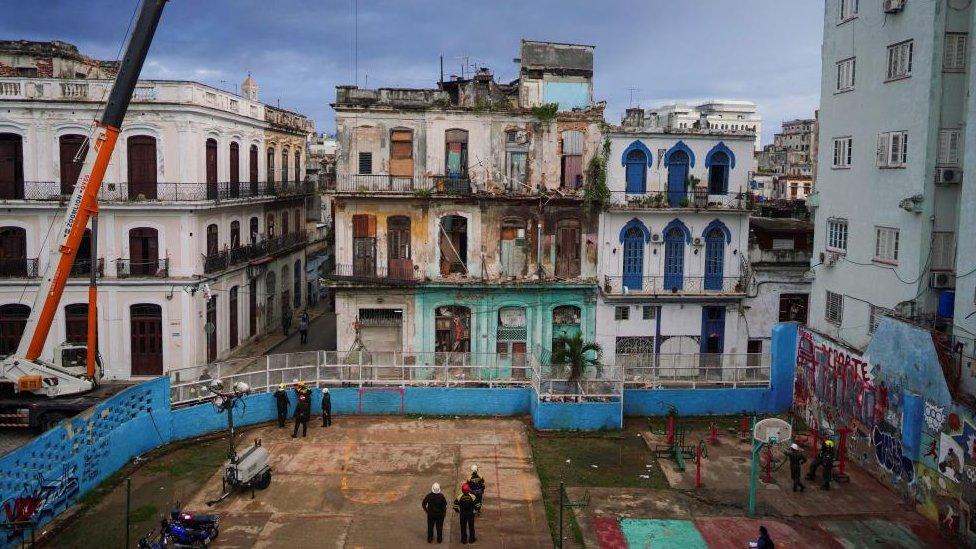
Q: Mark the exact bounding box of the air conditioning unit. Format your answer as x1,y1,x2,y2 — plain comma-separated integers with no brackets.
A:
650,233,661,243
935,167,962,185
930,272,956,289
825,251,841,267
883,0,906,13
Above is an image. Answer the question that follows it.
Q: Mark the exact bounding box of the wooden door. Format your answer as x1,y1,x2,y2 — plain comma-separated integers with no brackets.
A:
387,216,411,278
0,134,24,199
0,226,27,277
249,145,259,193
130,304,162,375
206,139,218,199
127,136,157,199
129,228,158,276
664,228,684,290
625,149,647,194
206,296,217,363
229,142,240,197
59,134,89,195
229,287,238,349
555,223,581,278
352,214,377,277
0,303,30,356
390,129,414,178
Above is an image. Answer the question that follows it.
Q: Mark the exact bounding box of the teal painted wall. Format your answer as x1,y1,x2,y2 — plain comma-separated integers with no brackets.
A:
413,285,597,355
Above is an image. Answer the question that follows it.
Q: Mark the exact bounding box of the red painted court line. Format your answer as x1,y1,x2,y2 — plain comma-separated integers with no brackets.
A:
694,517,840,548
593,516,628,549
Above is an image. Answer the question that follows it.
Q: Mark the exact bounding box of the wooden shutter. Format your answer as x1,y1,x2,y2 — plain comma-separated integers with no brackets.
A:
229,142,240,183
59,134,89,194
352,214,376,238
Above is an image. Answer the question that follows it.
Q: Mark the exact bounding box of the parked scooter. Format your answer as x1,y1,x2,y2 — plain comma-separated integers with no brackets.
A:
169,503,219,538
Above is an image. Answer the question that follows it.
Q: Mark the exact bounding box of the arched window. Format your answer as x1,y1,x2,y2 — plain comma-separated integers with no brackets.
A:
59,134,89,195
622,226,644,291
293,259,302,308
265,271,276,328
249,217,259,244
206,294,217,363
266,146,275,185
130,303,162,375
206,224,219,256
622,141,651,194
64,303,88,344
293,208,301,234
205,138,218,199
249,144,259,193
664,226,686,291
664,141,695,207
497,306,527,365
0,226,29,277
229,142,240,197
703,220,731,291
127,135,157,199
560,130,584,189
435,305,470,352
281,148,289,184
281,211,290,237
387,215,411,279
0,303,30,355
444,129,468,178
294,150,301,183
705,142,735,195
230,220,241,249
266,213,275,238
0,133,24,199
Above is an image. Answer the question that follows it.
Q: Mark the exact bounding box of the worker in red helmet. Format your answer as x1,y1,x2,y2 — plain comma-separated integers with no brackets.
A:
453,482,480,544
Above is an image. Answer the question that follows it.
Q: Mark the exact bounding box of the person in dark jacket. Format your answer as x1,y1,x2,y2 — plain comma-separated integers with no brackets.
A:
806,439,832,483
291,382,311,438
273,383,289,428
321,387,332,427
422,482,447,544
820,439,835,490
453,483,480,544
786,443,807,492
750,525,774,549
467,465,485,508
298,312,309,344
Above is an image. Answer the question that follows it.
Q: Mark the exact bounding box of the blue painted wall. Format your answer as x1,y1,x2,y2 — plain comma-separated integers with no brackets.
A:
542,82,590,110
531,397,622,431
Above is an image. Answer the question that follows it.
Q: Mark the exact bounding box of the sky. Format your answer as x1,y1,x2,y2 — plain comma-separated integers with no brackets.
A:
2,0,824,145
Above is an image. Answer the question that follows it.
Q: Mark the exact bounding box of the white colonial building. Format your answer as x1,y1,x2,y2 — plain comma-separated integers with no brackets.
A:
0,43,313,379
596,109,756,366
634,100,763,151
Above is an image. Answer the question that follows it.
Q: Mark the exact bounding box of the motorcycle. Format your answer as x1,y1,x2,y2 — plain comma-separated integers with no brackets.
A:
160,517,218,547
169,504,219,538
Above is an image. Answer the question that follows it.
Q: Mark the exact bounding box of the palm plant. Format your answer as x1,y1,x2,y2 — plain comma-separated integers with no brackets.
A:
550,332,602,382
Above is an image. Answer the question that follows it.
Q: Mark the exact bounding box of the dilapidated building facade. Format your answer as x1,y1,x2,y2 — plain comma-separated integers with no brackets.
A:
325,41,604,360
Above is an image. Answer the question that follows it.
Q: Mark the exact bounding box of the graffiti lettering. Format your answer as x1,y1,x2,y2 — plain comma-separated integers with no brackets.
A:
1,465,79,540
873,426,915,483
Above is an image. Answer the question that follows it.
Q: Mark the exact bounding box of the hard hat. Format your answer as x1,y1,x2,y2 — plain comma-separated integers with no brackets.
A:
461,483,470,494
292,378,299,384
825,440,835,447
471,464,478,473
790,443,799,451
323,387,330,393
279,383,285,390
431,483,441,494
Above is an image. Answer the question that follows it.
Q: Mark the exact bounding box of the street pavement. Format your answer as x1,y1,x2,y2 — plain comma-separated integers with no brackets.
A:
272,310,336,354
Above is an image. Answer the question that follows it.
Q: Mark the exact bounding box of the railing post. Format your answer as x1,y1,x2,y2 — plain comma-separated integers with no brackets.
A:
316,349,321,384
266,355,271,390
358,350,363,388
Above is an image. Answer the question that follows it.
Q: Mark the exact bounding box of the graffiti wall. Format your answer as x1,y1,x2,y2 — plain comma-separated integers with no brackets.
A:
796,319,975,544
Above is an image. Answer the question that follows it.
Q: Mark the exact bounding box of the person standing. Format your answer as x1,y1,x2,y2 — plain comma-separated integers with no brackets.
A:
292,381,311,438
422,482,447,544
820,440,836,490
298,312,309,345
806,439,830,483
786,443,807,492
467,465,485,509
750,525,774,549
453,483,480,544
321,387,332,427
273,383,289,428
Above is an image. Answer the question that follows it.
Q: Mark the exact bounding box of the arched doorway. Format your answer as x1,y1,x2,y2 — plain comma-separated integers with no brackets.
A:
622,226,644,291
59,134,89,195
0,303,30,355
434,305,470,352
387,215,411,279
665,148,690,207
664,227,685,291
704,227,725,290
0,133,24,199
206,138,218,199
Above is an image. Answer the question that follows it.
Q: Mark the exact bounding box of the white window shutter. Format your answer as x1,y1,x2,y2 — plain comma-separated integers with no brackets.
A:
949,131,960,164
900,132,908,165
877,133,889,166
889,133,900,166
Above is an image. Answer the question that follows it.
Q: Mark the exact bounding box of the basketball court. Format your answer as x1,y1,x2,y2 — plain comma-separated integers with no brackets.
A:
183,416,552,548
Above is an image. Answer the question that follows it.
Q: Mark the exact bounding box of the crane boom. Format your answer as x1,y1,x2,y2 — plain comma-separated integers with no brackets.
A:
2,0,168,397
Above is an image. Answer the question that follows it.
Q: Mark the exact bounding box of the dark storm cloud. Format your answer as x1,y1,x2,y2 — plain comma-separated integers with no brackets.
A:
1,0,822,142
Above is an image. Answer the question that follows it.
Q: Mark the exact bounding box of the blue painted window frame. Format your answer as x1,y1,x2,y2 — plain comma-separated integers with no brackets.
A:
705,142,736,195
664,141,695,207
662,218,690,291
621,140,652,194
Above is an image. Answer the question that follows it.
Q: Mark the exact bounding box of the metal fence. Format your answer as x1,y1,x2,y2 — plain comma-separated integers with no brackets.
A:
326,174,472,195
168,350,771,406
15,180,312,203
608,190,756,210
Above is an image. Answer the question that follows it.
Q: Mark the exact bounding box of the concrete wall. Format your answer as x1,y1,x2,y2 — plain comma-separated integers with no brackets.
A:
531,397,622,431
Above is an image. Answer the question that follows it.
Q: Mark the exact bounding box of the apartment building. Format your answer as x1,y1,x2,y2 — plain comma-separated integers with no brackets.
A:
810,0,972,357
636,100,763,151
325,40,603,361
0,42,313,378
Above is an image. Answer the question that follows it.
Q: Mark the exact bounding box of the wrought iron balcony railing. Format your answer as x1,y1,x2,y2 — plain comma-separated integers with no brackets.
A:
325,174,472,195
324,262,421,284
204,231,309,274
608,189,756,210
68,258,104,278
603,275,747,296
8,180,313,203
116,258,169,278
0,258,39,278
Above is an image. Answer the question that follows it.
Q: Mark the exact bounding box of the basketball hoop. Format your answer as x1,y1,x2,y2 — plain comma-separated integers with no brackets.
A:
753,418,792,445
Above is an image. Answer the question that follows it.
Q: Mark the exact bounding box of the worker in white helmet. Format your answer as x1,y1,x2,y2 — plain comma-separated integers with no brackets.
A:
467,464,485,510
422,482,447,543
786,442,807,492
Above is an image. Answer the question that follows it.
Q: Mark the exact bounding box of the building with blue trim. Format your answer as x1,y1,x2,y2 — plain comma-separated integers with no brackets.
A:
596,110,757,365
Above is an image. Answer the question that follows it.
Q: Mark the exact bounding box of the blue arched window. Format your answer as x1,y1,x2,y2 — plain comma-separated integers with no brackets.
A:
621,141,652,194
704,228,725,290
662,219,690,290
705,142,736,195
619,218,650,291
664,141,696,207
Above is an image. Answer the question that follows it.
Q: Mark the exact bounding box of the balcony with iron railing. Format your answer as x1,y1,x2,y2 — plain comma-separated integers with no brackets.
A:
603,274,747,297
0,258,39,278
324,174,472,195
116,258,169,279
68,258,104,278
203,230,309,274
747,247,812,267
324,262,421,285
608,189,756,211
5,179,313,204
